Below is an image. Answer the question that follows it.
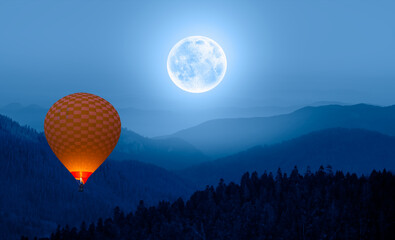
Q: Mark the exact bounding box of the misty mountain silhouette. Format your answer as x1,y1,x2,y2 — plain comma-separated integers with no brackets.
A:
110,128,209,170
0,101,351,141
118,105,300,137
0,103,297,137
0,114,196,240
0,103,48,131
178,128,395,187
167,104,395,157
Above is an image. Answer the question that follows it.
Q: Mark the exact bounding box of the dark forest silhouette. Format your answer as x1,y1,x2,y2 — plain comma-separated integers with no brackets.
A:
26,167,395,240
0,114,195,239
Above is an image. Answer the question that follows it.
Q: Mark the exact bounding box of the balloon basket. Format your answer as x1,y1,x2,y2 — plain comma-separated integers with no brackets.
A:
78,183,84,192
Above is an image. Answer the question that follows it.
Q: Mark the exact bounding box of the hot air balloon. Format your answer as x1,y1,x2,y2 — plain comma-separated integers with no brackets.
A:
44,93,121,191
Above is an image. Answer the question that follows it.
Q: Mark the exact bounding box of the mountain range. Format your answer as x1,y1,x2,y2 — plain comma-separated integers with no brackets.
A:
110,128,208,170
177,128,395,186
166,104,395,157
1,101,345,137
2,103,395,239
0,103,299,137
117,105,300,137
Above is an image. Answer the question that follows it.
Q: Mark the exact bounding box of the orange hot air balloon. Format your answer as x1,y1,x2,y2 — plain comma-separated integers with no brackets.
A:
44,93,121,189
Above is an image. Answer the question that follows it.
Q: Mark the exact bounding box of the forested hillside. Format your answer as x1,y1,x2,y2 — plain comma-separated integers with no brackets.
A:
32,168,395,240
179,128,395,186
0,115,196,240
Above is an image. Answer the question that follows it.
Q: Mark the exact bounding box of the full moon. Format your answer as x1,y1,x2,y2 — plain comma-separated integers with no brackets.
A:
167,36,227,93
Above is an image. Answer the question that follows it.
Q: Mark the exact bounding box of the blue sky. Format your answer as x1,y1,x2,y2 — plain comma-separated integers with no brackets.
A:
0,0,394,110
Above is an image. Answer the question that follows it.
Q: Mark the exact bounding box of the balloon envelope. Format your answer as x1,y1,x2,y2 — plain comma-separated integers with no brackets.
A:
44,93,121,184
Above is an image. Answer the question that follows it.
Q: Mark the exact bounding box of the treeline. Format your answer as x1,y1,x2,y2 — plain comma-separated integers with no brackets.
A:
27,167,395,240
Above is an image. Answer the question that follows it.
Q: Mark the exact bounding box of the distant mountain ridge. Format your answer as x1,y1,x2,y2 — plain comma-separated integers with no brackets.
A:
0,103,48,131
0,102,299,137
118,105,302,137
178,128,395,187
167,104,395,157
110,128,209,170
0,114,196,240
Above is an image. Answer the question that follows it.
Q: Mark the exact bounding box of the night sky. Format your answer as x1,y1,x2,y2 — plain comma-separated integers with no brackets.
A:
1,0,394,110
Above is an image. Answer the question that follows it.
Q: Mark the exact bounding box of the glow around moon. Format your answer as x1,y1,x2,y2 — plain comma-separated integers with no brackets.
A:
167,36,227,93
